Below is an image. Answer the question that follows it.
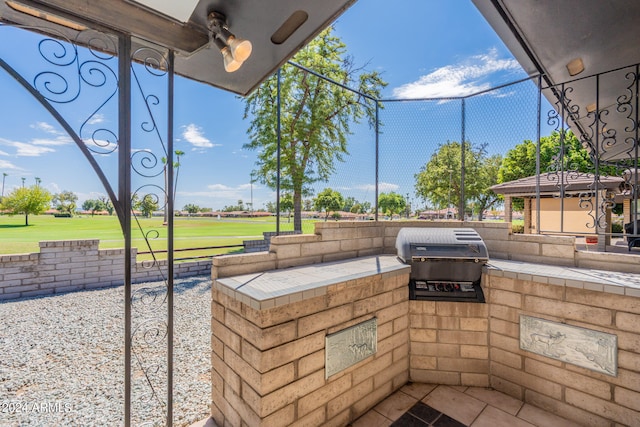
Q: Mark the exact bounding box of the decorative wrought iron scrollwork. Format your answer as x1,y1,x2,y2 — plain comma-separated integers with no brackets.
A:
618,70,638,134
31,29,120,155
132,150,165,179
131,318,169,411
128,42,171,426
132,46,170,158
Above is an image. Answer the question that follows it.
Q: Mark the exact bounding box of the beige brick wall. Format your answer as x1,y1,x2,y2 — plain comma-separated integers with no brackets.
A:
409,300,490,387
213,221,640,281
208,221,640,426
485,272,640,427
210,268,410,427
0,239,211,299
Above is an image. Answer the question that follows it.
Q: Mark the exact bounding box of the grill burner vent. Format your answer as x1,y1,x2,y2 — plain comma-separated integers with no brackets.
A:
396,227,488,302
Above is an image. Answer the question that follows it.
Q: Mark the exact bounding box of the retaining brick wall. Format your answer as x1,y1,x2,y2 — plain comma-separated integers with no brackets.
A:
0,239,211,300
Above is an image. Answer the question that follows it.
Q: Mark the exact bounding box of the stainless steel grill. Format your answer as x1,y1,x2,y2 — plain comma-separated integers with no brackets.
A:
395,227,488,302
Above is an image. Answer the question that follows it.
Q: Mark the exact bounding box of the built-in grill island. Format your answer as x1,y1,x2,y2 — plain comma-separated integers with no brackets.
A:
396,227,489,302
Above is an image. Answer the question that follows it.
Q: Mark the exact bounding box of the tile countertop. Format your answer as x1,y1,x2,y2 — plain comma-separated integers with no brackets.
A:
214,255,410,310
486,259,640,298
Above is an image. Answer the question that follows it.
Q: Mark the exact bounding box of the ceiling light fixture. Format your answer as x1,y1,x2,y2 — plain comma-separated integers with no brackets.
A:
208,11,252,73
566,58,585,76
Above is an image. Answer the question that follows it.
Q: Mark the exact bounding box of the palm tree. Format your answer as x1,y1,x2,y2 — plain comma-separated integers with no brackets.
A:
162,150,185,224
1,172,7,200
173,150,185,202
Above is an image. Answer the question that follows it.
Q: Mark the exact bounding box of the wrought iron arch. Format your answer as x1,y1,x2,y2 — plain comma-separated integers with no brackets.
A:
0,24,175,426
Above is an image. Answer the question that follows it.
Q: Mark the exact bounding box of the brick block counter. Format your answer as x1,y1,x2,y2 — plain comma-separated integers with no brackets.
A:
210,255,410,427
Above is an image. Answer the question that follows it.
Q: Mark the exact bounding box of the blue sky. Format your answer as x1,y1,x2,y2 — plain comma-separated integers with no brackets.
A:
0,0,544,211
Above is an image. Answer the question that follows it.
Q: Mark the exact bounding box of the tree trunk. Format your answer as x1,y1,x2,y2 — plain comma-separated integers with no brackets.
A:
24,213,28,226
293,190,302,232
163,166,168,225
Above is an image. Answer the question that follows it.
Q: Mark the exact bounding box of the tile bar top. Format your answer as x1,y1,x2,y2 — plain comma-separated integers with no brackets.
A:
214,255,410,310
486,259,640,297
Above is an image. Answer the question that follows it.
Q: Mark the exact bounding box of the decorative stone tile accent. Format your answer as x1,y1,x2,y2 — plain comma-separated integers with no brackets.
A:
520,315,617,376
325,318,377,378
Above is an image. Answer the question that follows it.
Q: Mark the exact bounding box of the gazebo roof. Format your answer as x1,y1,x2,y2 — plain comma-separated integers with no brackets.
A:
490,173,625,197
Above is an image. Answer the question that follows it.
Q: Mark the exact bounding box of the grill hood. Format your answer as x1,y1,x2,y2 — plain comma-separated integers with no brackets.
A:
396,228,489,263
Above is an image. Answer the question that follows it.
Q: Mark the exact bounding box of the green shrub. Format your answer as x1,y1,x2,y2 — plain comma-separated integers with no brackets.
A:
511,223,524,234
611,222,623,234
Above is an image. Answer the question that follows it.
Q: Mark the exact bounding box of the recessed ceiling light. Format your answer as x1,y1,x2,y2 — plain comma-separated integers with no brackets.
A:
566,58,585,76
271,11,309,45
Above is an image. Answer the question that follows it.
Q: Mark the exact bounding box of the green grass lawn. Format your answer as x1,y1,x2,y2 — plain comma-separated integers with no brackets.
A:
0,214,316,258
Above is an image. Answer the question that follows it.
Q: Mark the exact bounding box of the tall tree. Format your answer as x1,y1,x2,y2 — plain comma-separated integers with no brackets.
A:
1,185,52,225
498,130,616,210
98,195,114,215
314,188,344,221
378,192,406,219
243,26,387,232
183,203,200,215
82,198,106,216
280,193,294,223
53,190,78,216
414,141,500,220
136,194,159,218
473,154,502,220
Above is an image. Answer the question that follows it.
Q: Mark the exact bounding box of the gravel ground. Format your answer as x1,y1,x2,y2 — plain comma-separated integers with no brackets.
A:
0,276,211,427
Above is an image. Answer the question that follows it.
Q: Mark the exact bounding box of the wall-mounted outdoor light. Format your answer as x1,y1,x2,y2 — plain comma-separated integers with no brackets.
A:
208,11,252,73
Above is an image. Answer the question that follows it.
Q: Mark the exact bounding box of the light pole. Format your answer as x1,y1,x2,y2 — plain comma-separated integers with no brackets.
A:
1,172,6,200
447,169,453,219
35,177,41,187
405,192,410,218
250,172,254,216
21,177,25,188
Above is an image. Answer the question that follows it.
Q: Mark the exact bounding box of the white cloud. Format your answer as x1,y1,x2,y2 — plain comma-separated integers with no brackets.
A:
207,184,233,191
0,159,22,170
0,122,72,157
30,121,60,134
182,124,220,149
31,136,73,146
392,48,521,99
355,182,399,192
179,183,257,203
86,114,105,125
0,138,56,157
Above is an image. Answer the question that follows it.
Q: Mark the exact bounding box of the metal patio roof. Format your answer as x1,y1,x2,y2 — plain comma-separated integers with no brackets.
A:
0,0,356,95
472,0,640,162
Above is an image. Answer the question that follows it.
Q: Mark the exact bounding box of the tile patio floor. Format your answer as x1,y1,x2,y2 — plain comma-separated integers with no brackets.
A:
194,382,585,427
349,383,583,427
